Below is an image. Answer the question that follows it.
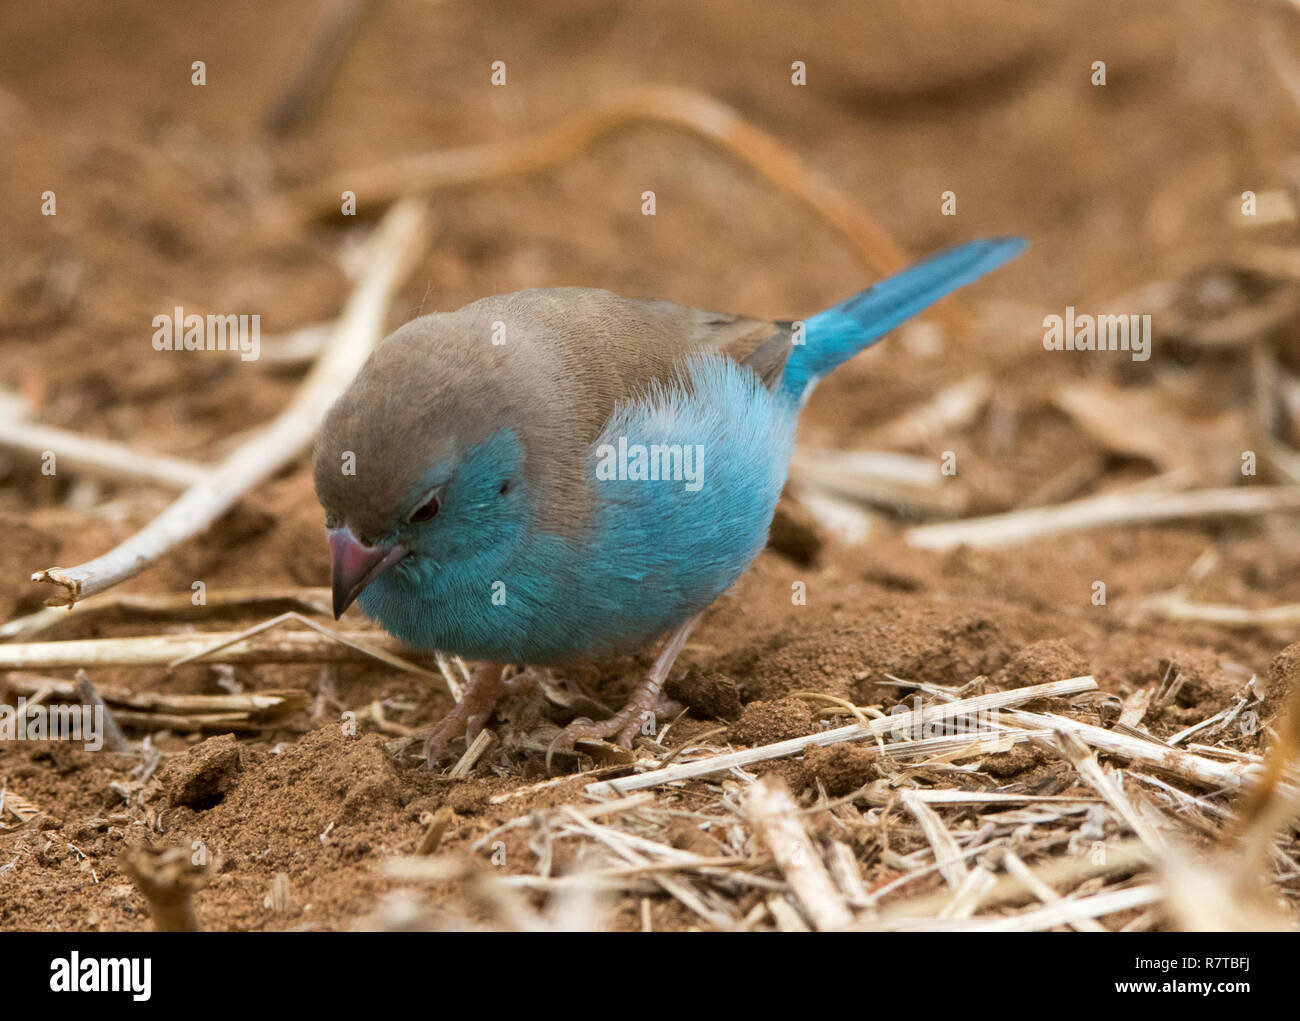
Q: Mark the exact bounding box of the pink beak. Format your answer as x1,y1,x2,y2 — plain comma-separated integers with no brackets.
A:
328,527,408,619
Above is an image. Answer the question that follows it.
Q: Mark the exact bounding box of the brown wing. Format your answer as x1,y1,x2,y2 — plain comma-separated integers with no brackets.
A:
460,289,790,447
636,300,793,392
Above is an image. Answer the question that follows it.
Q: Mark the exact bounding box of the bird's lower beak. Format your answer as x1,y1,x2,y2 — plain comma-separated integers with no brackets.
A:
328,527,408,619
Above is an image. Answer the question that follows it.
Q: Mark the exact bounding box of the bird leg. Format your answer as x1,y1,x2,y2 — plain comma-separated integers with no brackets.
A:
423,661,528,767
549,613,701,767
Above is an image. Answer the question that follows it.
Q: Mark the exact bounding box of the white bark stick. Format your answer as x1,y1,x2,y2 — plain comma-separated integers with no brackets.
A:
907,485,1300,551
0,419,205,490
747,775,854,931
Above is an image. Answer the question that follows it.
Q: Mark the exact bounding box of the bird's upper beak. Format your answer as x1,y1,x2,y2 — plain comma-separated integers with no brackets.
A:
328,527,408,619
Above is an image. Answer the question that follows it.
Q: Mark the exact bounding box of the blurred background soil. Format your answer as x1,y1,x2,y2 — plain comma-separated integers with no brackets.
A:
4,0,1300,929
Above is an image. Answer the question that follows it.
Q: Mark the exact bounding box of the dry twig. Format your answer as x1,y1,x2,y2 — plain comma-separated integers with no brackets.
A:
907,485,1300,551
747,775,853,930
121,845,210,932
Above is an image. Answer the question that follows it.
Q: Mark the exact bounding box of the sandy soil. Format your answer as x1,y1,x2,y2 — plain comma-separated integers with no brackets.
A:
3,0,1300,930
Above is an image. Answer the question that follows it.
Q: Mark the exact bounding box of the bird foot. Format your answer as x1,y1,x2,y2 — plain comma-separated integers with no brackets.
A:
546,613,701,772
553,702,653,754
423,662,524,767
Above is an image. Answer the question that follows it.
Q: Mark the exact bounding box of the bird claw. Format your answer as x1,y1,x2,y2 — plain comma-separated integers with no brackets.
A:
544,706,653,774
544,614,704,774
422,662,508,769
422,710,469,768
544,717,590,774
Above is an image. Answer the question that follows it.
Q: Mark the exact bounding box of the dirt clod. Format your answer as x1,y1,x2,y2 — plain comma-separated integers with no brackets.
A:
667,669,743,721
798,742,878,796
994,639,1090,689
160,734,243,810
730,697,815,745
1268,642,1300,703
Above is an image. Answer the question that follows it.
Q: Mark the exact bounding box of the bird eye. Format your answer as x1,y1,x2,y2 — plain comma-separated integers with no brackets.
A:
408,492,441,524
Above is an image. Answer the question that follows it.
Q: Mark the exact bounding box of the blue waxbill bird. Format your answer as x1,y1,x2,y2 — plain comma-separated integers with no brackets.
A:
313,237,1026,766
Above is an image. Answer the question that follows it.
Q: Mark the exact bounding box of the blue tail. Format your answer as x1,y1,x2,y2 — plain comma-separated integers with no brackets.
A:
783,237,1027,402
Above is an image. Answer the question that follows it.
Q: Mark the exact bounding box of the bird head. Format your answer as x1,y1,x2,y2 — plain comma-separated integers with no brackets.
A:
312,317,528,619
